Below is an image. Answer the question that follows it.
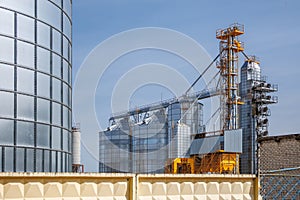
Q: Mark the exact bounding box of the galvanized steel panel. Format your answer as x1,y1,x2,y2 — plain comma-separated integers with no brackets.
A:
190,136,221,155
224,129,242,153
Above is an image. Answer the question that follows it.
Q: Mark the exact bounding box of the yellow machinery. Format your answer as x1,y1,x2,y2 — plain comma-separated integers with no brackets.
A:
196,150,239,174
165,158,195,174
166,151,239,174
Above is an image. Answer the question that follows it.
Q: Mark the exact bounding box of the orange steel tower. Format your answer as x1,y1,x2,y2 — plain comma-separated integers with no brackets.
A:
216,23,244,130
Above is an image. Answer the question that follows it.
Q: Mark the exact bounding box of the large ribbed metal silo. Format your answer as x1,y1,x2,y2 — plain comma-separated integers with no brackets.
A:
239,59,261,174
0,0,72,172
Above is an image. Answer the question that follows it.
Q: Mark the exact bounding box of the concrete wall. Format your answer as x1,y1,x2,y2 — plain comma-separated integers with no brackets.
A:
137,174,259,200
0,173,259,199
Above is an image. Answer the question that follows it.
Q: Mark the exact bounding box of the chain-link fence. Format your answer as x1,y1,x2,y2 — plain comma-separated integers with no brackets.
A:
260,174,300,200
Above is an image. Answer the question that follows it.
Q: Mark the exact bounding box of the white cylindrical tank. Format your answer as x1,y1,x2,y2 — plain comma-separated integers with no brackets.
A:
72,127,81,165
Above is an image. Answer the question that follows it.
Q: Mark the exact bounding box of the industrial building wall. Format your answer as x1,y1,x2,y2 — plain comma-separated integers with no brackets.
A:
259,134,300,174
0,173,259,199
259,134,300,199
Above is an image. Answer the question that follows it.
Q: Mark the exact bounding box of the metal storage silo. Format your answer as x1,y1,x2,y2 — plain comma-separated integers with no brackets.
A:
72,126,84,172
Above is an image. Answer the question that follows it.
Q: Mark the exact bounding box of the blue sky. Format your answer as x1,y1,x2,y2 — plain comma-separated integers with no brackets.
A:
73,0,300,171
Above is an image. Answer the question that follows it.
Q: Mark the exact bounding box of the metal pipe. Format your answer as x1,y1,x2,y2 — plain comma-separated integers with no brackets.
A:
185,52,222,95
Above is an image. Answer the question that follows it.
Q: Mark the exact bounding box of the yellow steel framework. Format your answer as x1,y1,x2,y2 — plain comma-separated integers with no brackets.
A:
216,23,244,130
196,150,239,174
165,152,239,174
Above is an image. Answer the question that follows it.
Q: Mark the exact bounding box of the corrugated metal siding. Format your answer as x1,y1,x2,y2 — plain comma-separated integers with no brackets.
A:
224,129,242,153
190,136,221,155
